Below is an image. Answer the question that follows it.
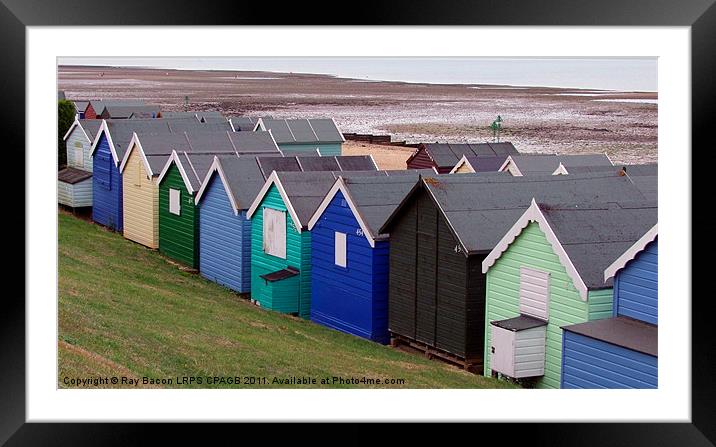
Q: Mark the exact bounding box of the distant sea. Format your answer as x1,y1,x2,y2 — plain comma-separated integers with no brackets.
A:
58,57,657,92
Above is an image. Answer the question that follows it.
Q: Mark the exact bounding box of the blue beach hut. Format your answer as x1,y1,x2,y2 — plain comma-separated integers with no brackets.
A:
194,156,268,293
306,171,423,343
561,224,658,388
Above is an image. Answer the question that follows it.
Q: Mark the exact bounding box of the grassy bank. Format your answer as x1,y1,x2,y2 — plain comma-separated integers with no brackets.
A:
58,211,514,389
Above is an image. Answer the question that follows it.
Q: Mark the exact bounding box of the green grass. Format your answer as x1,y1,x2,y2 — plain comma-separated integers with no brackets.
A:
58,211,515,389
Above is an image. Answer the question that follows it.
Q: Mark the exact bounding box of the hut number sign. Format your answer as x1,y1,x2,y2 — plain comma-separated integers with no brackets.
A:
454,245,463,254
356,228,364,237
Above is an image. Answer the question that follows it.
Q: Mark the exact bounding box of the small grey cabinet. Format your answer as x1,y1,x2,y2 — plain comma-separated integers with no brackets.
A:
490,315,547,378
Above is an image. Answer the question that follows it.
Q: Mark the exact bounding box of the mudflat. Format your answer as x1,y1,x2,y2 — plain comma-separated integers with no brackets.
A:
58,65,657,165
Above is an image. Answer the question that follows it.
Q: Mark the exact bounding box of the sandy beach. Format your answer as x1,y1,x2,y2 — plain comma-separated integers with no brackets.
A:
58,66,657,165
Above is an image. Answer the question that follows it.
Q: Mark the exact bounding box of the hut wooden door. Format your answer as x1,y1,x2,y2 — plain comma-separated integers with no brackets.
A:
415,194,437,345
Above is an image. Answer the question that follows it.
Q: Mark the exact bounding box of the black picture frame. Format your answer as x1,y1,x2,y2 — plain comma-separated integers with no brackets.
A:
5,0,708,444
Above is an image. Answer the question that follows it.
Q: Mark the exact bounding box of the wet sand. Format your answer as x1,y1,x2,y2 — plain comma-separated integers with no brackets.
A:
58,65,657,165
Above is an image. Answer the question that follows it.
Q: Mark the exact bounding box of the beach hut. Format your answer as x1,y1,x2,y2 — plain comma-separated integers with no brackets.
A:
255,118,345,156
63,118,102,172
84,100,145,120
246,171,340,318
450,155,510,174
499,153,613,176
406,142,519,173
72,101,89,119
119,133,193,248
194,154,379,294
378,172,649,369
560,225,658,389
157,151,221,268
57,168,93,208
153,131,277,266
480,200,657,388
89,119,173,230
306,171,424,343
92,118,237,232
58,119,101,208
194,157,270,293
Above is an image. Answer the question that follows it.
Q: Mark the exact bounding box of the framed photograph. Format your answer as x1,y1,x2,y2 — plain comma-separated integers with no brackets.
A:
7,0,709,443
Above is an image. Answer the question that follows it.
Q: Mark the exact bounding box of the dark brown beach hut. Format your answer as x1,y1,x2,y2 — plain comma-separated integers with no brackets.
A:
379,172,650,369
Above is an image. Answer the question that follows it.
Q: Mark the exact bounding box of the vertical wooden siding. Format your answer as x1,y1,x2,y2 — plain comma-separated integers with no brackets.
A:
483,222,612,388
614,240,658,325
387,190,475,358
250,185,312,318
198,175,252,293
92,134,123,231
310,191,390,343
66,127,93,171
561,331,657,388
159,165,198,268
122,150,159,248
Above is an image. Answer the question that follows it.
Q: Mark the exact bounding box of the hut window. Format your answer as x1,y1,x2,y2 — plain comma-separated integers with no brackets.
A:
169,188,181,215
263,208,286,259
335,232,347,267
519,267,550,321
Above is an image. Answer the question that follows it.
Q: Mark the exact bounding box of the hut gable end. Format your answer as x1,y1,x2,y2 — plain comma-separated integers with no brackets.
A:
483,221,594,389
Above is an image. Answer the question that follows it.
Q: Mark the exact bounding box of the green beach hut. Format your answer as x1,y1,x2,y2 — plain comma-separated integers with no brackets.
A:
246,171,338,318
480,199,657,388
156,150,214,268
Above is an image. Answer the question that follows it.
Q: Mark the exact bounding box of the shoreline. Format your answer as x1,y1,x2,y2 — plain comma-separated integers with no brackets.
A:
58,65,657,165
57,64,658,94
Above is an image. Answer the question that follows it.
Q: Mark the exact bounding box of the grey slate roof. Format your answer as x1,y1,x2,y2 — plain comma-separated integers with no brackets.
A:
159,111,200,119
256,155,378,178
229,116,260,131
58,167,92,184
256,156,303,177
418,142,520,167
275,171,339,226
88,99,144,113
509,154,613,175
103,105,161,119
105,118,238,163
625,163,658,201
538,201,657,288
131,128,277,176
561,165,623,175
461,155,509,172
229,116,274,131
380,172,650,257
165,118,233,133
227,131,281,154
334,155,377,171
213,156,268,210
335,172,425,239
105,119,174,160
77,119,102,141
562,316,657,356
73,101,90,112
259,118,344,144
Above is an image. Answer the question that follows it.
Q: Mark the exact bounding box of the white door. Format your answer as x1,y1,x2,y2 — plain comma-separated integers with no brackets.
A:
491,325,515,377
